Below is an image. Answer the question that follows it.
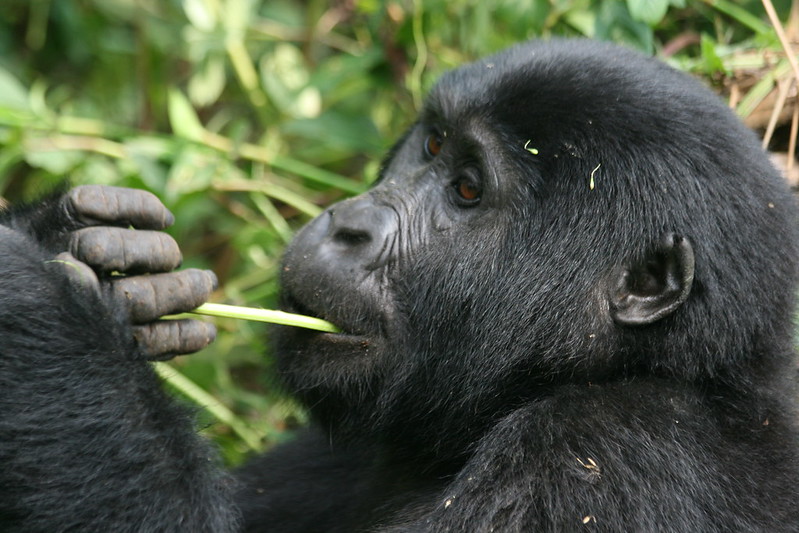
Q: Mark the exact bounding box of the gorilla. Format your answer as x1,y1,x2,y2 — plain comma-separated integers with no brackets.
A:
1,39,799,532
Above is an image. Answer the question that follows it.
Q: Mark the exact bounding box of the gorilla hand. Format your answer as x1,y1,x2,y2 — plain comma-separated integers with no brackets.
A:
52,186,217,360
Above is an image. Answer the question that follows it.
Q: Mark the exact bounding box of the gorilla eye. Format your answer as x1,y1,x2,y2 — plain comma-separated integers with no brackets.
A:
424,134,444,158
452,175,482,206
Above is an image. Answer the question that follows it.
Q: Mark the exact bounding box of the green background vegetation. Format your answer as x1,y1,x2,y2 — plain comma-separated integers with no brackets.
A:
0,0,793,464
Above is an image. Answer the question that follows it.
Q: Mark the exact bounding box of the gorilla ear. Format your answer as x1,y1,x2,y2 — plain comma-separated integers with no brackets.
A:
608,234,695,327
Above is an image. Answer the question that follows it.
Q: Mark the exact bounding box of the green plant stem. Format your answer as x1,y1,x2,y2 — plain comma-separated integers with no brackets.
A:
704,0,771,34
409,0,428,110
214,178,323,218
154,362,263,451
192,302,339,333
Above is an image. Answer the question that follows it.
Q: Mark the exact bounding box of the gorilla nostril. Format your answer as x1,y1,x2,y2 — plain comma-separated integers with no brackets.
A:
333,228,372,246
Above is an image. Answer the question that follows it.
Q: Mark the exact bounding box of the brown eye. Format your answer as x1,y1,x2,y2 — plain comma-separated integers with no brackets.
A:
424,134,443,157
453,176,482,205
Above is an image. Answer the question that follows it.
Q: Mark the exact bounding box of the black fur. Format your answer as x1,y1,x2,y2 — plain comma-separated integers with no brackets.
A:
0,224,238,531
2,39,799,532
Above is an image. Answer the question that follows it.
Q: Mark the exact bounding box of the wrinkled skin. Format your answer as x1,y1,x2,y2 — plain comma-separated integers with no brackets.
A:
2,40,799,533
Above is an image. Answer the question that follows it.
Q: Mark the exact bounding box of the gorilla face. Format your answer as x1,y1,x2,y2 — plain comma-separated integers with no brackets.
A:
276,98,529,431
275,40,799,447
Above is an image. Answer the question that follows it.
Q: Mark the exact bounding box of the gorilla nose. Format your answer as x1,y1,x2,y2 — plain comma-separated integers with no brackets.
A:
283,195,398,278
329,197,395,250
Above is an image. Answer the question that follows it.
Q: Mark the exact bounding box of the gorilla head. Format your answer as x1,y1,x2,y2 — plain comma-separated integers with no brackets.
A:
276,40,798,457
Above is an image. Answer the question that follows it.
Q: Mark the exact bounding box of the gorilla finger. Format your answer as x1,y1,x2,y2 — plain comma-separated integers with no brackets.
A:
70,227,182,274
132,320,217,360
111,269,218,323
66,185,175,230
47,252,101,296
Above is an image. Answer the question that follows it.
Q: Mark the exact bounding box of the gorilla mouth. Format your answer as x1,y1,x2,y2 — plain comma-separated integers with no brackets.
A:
282,292,373,340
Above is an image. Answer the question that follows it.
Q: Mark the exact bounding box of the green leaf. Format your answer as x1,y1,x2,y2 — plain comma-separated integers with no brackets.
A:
699,34,726,75
283,111,382,156
0,66,30,111
72,156,119,185
222,0,255,35
0,144,24,187
23,147,84,175
627,0,669,26
595,1,654,53
268,154,366,195
564,10,597,37
183,0,217,31
188,54,227,107
259,43,320,118
168,89,205,142
167,147,242,197
705,0,771,35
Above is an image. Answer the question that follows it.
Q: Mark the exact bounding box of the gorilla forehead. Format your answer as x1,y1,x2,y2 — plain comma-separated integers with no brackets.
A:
424,39,733,166
429,39,694,122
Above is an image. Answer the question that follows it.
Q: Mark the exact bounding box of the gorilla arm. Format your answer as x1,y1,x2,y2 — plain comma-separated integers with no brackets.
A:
384,382,781,532
0,187,238,531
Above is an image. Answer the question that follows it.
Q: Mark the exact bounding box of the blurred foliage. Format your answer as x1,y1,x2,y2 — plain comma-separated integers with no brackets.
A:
0,0,792,464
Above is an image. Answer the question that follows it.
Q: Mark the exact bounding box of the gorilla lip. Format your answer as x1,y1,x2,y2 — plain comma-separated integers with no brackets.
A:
281,293,371,339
